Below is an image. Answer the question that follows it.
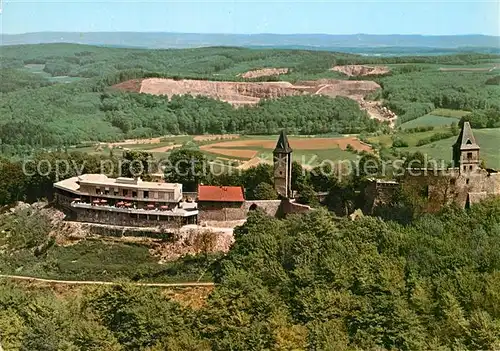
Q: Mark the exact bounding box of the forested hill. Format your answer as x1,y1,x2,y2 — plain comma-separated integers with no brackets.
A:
1,44,499,154
2,32,500,52
1,199,500,349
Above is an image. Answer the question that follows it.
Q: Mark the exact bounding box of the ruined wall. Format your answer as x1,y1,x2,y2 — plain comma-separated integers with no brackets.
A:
362,181,400,214
280,199,312,215
401,168,500,210
244,200,283,217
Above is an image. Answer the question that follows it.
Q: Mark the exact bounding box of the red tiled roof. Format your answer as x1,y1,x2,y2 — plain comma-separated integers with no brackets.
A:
197,185,245,202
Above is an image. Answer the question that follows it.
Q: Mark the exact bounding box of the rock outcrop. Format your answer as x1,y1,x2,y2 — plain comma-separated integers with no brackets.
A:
331,65,390,77
239,68,289,79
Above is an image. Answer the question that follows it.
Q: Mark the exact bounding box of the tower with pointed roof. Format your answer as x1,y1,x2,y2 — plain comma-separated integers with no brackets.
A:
273,130,293,198
453,121,481,173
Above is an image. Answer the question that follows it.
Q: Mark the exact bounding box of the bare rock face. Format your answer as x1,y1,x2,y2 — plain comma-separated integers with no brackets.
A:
113,77,396,125
331,65,390,77
128,78,379,106
239,68,289,79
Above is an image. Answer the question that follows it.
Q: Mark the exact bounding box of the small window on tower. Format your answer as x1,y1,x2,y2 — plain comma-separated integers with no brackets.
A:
467,152,473,159
466,179,470,185
279,171,283,175
469,165,473,171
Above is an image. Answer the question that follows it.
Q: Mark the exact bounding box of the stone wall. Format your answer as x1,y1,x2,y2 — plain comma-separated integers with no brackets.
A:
74,208,192,228
54,191,74,211
198,201,247,222
81,223,169,238
197,200,288,223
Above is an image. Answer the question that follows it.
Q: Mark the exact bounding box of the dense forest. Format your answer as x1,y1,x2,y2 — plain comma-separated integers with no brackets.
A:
2,44,498,79
1,43,500,349
1,199,500,350
377,70,500,124
1,44,499,153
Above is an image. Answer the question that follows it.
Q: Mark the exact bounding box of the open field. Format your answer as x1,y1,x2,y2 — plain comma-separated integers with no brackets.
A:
198,135,370,166
406,128,500,169
399,108,469,129
431,108,471,118
72,134,369,167
400,114,458,129
23,64,84,83
199,147,259,159
367,127,450,147
201,136,371,151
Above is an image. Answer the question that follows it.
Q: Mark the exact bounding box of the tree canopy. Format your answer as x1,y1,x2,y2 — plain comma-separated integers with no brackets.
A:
2,198,500,350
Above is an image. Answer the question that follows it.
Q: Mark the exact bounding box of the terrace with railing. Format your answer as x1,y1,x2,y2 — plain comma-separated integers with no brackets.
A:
70,199,198,217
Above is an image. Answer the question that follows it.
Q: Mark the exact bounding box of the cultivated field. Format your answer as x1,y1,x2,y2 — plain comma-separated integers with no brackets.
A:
75,134,370,168
200,147,259,160
199,135,371,166
201,136,371,151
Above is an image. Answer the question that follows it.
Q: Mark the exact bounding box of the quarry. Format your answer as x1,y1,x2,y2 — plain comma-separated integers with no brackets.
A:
113,76,396,124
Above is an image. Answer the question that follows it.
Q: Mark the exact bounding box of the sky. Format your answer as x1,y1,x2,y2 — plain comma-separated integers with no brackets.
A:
0,0,499,36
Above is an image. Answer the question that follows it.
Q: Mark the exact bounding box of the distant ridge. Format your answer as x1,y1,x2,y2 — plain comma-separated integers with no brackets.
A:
1,32,499,52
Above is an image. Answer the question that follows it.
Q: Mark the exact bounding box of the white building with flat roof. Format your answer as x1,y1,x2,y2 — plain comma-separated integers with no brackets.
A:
54,174,197,227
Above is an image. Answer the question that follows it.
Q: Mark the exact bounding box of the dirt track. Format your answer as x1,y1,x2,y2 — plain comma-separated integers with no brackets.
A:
439,66,497,72
148,144,182,153
193,134,240,141
0,274,215,287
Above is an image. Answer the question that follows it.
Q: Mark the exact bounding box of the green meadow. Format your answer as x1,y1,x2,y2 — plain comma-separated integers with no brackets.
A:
407,128,500,169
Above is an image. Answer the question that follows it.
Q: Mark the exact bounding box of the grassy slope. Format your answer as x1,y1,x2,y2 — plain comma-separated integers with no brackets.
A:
406,128,500,169
400,114,457,129
367,127,451,147
0,240,215,283
431,108,471,118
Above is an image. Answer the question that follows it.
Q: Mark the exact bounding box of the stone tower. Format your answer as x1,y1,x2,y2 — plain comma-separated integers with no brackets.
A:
453,121,480,173
273,130,293,198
